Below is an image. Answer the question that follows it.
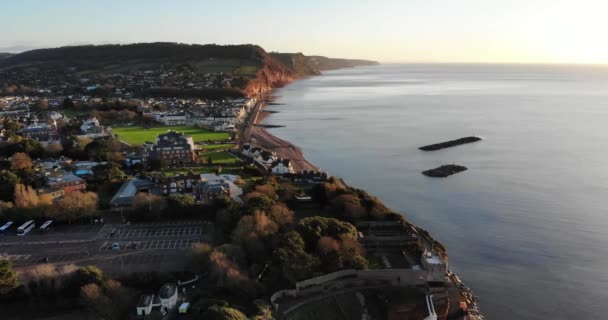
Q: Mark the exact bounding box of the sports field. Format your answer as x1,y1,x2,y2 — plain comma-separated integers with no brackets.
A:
113,126,231,145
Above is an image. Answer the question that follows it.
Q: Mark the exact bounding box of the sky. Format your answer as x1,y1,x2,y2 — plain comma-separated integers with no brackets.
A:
1,0,608,63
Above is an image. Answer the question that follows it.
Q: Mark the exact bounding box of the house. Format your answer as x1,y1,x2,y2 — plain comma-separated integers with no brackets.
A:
80,117,100,133
144,172,201,195
135,283,178,317
147,131,195,166
109,178,156,211
19,123,56,141
152,112,187,125
125,153,143,167
46,172,86,195
80,117,112,138
289,170,329,183
193,174,231,203
271,158,294,175
36,187,64,201
255,150,276,167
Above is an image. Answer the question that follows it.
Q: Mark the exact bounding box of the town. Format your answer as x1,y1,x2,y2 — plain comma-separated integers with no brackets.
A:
0,46,480,320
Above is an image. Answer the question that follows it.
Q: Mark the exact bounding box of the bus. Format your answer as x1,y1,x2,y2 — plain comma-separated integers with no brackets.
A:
40,220,53,232
17,220,35,236
0,221,14,235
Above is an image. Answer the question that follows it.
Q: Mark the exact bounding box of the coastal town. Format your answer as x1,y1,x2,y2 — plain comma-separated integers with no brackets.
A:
0,43,481,320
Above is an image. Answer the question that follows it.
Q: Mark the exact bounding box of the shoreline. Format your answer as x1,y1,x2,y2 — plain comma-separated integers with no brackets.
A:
247,99,319,172
246,78,484,319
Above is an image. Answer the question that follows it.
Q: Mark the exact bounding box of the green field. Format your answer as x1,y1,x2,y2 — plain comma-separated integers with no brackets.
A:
113,126,231,145
206,151,240,164
202,143,235,151
163,166,242,176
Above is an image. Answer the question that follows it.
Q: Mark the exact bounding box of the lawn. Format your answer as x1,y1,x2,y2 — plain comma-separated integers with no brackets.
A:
206,151,240,164
163,165,242,176
113,125,231,145
202,143,235,151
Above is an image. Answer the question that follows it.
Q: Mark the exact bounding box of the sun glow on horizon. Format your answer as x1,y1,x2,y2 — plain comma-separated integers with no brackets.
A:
1,0,608,64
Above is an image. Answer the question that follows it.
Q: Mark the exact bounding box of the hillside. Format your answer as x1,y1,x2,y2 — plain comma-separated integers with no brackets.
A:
0,43,297,97
271,52,378,76
306,55,379,71
0,43,378,97
0,53,13,61
270,52,322,77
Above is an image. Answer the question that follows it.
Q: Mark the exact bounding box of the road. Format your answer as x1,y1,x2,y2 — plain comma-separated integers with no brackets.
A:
1,220,213,275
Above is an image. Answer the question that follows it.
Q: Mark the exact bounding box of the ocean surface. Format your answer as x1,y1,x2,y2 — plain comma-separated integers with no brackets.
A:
264,64,608,320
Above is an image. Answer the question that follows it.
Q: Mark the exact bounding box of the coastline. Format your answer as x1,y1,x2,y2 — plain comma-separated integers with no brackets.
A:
247,99,319,172
247,77,484,319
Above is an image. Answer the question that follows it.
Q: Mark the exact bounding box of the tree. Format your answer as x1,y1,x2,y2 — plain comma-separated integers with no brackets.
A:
44,142,64,156
274,231,321,283
243,193,274,213
267,203,295,228
63,97,75,109
50,191,98,223
331,193,367,219
232,211,278,260
133,193,166,218
36,99,49,110
232,211,279,243
296,216,357,250
0,259,19,293
167,194,195,208
0,170,20,201
208,250,246,287
203,305,248,320
75,266,104,286
186,243,213,274
14,183,39,208
80,283,103,303
92,163,125,182
10,152,32,171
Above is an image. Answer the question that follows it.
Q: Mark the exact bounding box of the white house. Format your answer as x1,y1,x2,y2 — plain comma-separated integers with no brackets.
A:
152,112,187,125
271,158,294,175
80,117,100,133
254,150,277,167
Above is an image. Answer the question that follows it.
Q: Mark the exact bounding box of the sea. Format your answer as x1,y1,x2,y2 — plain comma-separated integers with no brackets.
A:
263,64,608,320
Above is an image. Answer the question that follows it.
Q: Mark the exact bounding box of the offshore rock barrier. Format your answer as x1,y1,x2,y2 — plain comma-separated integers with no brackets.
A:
419,136,481,151
422,164,468,177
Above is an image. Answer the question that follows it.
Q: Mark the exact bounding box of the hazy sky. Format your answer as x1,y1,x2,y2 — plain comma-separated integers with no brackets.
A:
1,0,607,63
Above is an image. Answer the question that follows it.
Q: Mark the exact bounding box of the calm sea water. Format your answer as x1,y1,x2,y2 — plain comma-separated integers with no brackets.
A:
265,64,608,320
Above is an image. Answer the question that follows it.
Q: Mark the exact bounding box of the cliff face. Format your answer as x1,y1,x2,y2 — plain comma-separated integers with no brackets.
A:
244,51,297,97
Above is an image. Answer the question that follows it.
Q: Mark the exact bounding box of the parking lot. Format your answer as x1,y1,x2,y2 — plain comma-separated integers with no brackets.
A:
4,252,90,266
114,226,202,238
1,220,213,273
99,238,199,251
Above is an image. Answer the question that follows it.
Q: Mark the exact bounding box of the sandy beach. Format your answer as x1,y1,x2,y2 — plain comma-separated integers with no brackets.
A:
244,100,319,172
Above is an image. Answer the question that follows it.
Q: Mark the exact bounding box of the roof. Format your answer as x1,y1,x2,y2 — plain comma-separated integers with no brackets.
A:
138,294,154,308
158,283,176,299
47,172,85,186
109,178,155,206
424,253,443,265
